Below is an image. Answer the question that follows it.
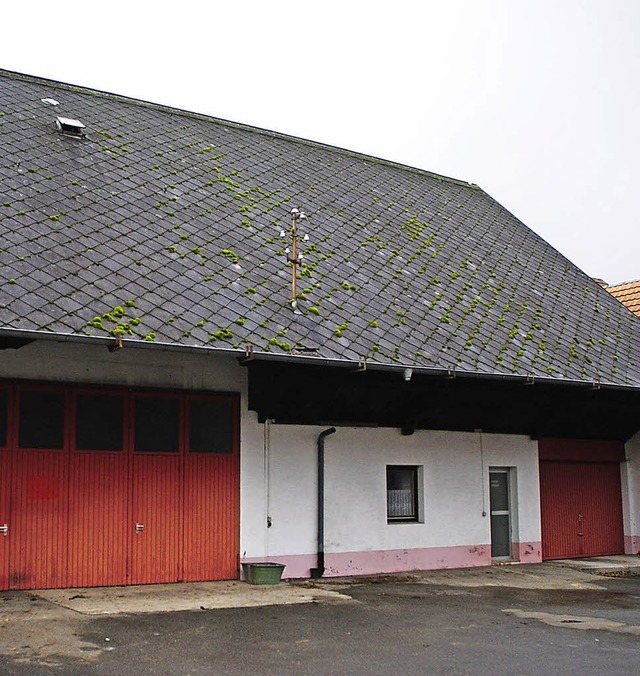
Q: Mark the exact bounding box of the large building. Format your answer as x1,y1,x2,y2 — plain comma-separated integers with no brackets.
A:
1,70,639,590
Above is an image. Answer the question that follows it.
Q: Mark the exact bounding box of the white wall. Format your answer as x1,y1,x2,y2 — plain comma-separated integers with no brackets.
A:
623,432,640,553
257,423,541,572
0,340,243,391
0,339,543,576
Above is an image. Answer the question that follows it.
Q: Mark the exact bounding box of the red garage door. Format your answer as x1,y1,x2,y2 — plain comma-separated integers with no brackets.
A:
0,384,239,590
539,439,625,560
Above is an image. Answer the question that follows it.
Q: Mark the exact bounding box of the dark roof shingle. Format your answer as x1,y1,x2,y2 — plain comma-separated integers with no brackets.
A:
1,70,640,388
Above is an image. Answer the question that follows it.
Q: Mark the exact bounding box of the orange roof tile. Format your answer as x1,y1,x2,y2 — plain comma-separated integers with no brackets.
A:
607,279,640,317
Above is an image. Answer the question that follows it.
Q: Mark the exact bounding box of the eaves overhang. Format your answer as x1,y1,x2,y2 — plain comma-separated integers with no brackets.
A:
245,359,640,442
2,328,640,441
2,326,639,393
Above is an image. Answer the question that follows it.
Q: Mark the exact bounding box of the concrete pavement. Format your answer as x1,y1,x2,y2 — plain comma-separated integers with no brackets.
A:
28,555,640,617
0,556,638,673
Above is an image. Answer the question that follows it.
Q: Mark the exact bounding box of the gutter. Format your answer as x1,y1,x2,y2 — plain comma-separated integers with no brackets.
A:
1,327,639,394
310,427,336,579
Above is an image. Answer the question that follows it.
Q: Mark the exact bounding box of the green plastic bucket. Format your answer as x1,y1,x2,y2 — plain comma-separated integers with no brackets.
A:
242,562,286,585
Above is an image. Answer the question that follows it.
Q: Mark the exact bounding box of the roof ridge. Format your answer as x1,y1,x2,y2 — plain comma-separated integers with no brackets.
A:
0,68,478,190
607,279,640,289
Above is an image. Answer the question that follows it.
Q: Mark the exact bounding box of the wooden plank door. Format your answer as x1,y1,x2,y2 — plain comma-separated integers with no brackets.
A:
183,453,239,581
0,451,10,590
68,452,130,587
0,386,9,589
574,462,624,557
130,454,182,584
129,395,182,585
540,461,624,560
182,397,239,581
9,451,69,589
9,389,69,590
67,392,130,587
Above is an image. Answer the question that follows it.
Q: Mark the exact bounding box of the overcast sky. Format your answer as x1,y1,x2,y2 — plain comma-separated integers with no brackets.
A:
2,1,639,285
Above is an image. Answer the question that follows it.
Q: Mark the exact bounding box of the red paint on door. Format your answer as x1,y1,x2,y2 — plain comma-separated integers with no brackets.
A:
10,451,70,589
67,453,130,588
0,451,10,589
540,461,624,560
130,455,182,585
0,385,240,590
183,453,239,581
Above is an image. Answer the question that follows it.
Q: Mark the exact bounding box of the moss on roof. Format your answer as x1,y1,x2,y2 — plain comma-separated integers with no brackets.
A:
1,69,639,388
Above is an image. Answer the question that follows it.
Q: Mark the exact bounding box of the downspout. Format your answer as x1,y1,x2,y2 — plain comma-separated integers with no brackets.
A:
310,427,336,579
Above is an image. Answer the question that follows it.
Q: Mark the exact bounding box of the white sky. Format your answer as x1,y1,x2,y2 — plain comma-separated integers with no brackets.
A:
2,0,639,284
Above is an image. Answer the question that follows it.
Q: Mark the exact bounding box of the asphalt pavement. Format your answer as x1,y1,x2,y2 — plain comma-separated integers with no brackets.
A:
1,557,639,675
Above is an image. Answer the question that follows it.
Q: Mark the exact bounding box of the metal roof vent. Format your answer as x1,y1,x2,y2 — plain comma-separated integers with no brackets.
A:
55,116,85,138
41,98,60,106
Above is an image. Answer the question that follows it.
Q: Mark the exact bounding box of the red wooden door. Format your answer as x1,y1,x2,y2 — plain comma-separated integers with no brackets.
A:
130,454,182,584
0,451,10,589
183,453,239,581
68,453,130,587
67,391,129,587
10,451,69,589
8,388,70,589
0,385,240,590
540,461,624,560
129,395,182,585
182,396,239,581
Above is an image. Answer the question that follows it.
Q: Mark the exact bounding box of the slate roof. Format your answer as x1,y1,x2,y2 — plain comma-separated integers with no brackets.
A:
607,280,640,317
1,70,640,388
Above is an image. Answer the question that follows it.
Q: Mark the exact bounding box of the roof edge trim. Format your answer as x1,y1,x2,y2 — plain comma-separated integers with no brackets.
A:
2,327,638,394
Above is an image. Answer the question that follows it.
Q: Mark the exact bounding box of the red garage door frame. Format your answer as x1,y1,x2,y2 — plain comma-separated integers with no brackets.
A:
539,439,625,561
0,382,240,591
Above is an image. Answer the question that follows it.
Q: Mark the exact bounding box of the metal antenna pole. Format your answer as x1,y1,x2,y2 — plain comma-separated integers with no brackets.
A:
291,210,298,304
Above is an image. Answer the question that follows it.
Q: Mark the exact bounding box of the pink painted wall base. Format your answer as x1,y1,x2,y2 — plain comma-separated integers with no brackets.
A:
624,535,640,555
242,541,543,579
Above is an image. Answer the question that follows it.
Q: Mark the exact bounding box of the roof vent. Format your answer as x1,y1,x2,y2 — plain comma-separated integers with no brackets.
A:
41,98,60,106
55,116,86,138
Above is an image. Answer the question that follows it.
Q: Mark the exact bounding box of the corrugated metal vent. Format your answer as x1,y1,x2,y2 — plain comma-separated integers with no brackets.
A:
55,116,85,137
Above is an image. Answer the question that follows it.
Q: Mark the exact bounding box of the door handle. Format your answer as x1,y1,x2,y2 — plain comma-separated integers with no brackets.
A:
135,523,144,534
0,524,7,536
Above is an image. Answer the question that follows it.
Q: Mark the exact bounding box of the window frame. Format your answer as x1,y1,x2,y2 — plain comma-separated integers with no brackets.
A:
386,464,421,524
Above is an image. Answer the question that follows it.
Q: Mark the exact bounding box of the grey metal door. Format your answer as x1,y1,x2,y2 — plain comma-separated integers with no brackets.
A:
490,470,511,558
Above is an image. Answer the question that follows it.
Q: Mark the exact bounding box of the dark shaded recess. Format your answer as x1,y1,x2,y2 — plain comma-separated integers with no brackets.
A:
189,399,234,453
19,390,65,449
0,337,34,350
247,361,640,441
134,397,180,453
76,393,124,451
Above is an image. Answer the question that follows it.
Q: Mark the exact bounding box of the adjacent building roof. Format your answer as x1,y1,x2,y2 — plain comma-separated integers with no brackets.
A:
1,70,640,388
607,280,640,317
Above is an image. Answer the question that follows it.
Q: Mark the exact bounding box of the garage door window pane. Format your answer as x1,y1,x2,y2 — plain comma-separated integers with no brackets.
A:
189,399,234,454
0,389,6,448
19,391,65,449
135,398,179,453
76,394,124,451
